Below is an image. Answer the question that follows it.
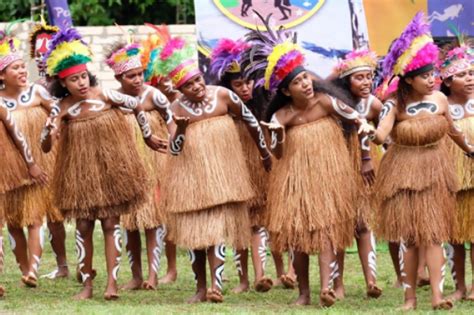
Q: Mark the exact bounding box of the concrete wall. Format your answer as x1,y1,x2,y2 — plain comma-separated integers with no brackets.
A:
0,22,196,89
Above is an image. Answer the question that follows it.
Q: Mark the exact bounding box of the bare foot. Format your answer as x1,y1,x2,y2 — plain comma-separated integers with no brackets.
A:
21,273,38,288
448,289,466,302
255,277,273,293
293,294,311,305
232,282,249,293
432,299,453,310
187,289,207,304
104,284,119,301
73,286,93,300
398,298,416,311
142,280,156,290
121,278,143,290
320,289,336,307
280,274,296,290
41,266,70,279
334,285,345,300
76,268,97,283
159,270,177,284
367,283,382,299
206,288,224,303
467,290,474,301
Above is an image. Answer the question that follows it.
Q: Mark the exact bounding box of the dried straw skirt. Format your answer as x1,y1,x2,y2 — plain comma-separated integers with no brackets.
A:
448,116,474,242
121,112,169,231
52,109,148,220
266,117,357,254
346,130,382,228
3,107,62,227
162,115,253,249
234,119,268,227
373,116,458,245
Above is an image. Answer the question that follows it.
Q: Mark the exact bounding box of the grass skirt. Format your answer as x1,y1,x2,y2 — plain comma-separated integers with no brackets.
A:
121,112,169,231
448,116,474,242
235,119,268,227
347,131,382,228
3,107,62,227
162,115,253,248
373,116,457,245
53,109,148,220
266,117,357,253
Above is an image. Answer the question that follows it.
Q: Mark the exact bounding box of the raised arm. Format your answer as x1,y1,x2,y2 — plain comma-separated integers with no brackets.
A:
103,88,167,153
40,101,62,153
369,100,397,145
226,89,272,171
0,102,48,184
261,114,285,160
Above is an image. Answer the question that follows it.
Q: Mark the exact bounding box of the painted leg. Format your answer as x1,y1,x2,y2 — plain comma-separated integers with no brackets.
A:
143,225,165,290
187,249,207,303
21,223,44,287
446,243,466,301
159,237,178,284
356,228,382,298
388,241,402,288
232,248,249,293
426,244,453,310
292,251,310,305
398,241,417,311
417,245,430,287
207,244,225,303
42,221,69,279
7,226,29,275
101,217,121,300
319,247,337,307
252,226,273,292
121,229,142,290
73,219,94,300
333,250,345,300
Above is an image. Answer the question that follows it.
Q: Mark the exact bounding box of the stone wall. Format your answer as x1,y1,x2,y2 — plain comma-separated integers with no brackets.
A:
0,22,196,89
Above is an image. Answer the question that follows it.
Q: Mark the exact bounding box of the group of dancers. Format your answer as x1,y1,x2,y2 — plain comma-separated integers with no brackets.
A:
0,11,472,311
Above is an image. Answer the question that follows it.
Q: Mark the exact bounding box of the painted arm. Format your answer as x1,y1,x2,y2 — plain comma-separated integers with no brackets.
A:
104,88,168,153
227,90,272,171
36,84,56,113
168,113,189,156
261,114,285,160
445,103,474,156
369,100,397,145
40,102,61,153
151,88,174,133
0,102,48,184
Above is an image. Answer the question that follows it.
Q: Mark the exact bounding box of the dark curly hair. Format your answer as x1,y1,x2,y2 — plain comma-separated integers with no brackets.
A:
48,71,98,98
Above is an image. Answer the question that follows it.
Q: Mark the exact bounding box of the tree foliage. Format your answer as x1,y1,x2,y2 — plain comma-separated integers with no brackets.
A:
0,0,195,25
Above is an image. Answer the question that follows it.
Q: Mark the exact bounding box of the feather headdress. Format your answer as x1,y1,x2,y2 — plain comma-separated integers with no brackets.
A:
105,41,142,76
439,31,473,79
0,23,23,71
382,12,438,78
156,35,199,88
241,12,305,93
141,23,170,83
29,18,59,59
335,49,378,78
210,38,250,80
44,27,92,78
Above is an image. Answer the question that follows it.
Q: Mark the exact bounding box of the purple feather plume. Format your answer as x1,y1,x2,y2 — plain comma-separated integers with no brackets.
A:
43,27,86,61
210,38,249,80
382,12,431,76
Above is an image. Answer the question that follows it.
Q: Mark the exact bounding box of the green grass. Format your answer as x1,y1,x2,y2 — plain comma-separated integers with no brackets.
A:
0,224,473,314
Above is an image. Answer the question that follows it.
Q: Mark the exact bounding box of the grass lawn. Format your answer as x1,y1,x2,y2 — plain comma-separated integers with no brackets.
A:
0,223,472,314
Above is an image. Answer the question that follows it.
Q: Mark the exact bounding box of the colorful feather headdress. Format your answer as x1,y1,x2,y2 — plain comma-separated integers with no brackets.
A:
45,27,92,78
439,34,473,79
106,41,143,76
156,35,199,88
383,12,438,78
141,23,171,84
242,12,305,93
0,25,22,71
335,49,378,78
210,38,250,81
29,18,59,59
